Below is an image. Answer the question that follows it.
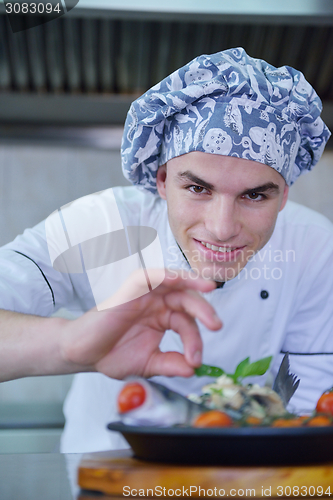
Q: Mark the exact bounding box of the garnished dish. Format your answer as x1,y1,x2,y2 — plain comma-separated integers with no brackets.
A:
115,355,333,428
108,354,333,464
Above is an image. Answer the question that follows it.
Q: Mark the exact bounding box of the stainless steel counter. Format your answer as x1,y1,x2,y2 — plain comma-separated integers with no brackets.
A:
0,403,65,453
0,453,75,500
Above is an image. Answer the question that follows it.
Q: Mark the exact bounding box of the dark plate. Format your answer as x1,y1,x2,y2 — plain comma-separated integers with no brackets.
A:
108,421,333,465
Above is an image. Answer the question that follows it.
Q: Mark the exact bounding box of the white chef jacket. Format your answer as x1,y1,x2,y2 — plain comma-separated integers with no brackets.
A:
0,186,333,453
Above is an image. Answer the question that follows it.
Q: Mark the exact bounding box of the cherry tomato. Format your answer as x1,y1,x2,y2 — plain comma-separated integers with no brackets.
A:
117,382,146,414
193,410,233,428
271,417,304,427
245,416,262,426
306,415,333,427
316,389,333,416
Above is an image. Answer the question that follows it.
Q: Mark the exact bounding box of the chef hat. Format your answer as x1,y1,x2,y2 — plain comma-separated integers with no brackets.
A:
121,47,331,194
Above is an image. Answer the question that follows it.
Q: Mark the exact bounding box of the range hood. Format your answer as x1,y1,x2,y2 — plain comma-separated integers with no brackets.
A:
67,0,333,22
0,0,333,137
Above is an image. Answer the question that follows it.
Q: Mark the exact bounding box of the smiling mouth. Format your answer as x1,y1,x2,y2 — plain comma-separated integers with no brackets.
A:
200,241,240,253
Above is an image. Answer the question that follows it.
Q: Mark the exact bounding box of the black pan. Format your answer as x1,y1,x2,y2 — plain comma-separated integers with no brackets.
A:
108,421,333,465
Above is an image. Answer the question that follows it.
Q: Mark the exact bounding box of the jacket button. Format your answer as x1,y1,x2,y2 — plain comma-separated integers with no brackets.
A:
260,290,269,299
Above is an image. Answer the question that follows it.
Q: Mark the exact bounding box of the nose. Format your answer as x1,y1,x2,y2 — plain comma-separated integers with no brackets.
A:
204,196,241,242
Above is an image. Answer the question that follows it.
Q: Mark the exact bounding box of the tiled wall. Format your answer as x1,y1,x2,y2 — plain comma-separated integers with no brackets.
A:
288,151,333,223
0,143,131,247
0,142,332,404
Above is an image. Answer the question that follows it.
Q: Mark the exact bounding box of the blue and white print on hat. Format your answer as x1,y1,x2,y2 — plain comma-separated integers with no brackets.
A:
121,47,331,194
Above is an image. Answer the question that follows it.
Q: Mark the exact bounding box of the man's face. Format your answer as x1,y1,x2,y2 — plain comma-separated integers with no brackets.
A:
156,151,289,282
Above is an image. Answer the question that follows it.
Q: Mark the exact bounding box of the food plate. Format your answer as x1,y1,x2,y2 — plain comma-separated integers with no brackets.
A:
108,421,333,465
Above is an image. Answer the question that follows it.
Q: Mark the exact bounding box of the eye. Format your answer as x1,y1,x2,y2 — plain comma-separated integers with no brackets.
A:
188,185,208,194
244,192,266,201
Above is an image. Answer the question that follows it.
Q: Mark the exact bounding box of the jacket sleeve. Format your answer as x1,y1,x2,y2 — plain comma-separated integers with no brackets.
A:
280,224,333,413
0,220,78,316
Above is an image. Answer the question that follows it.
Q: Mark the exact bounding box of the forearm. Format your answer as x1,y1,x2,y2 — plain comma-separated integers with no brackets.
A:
0,309,91,382
0,270,221,382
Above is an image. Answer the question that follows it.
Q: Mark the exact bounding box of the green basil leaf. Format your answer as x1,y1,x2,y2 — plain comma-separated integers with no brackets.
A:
233,357,250,381
194,364,225,377
239,356,273,379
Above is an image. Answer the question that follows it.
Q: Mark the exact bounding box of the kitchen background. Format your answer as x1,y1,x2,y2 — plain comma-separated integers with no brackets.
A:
0,0,333,453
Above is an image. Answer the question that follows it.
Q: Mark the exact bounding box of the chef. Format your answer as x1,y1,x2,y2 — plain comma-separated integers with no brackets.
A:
0,47,332,453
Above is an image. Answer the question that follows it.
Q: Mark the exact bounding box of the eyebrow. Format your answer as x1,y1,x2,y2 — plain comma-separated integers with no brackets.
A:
241,183,280,195
177,171,214,190
177,171,280,195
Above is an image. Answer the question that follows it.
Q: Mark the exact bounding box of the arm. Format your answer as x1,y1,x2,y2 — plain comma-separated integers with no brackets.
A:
0,270,222,382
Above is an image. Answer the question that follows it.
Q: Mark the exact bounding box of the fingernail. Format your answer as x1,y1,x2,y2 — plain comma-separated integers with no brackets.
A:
193,350,202,366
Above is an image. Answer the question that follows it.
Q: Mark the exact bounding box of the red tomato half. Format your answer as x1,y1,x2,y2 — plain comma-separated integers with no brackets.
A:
118,382,146,414
316,389,333,416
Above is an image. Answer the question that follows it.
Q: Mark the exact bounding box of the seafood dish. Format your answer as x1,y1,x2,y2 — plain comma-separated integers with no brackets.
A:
116,354,333,428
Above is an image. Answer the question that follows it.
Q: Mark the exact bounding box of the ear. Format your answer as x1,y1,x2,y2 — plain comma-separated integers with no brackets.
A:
156,164,167,200
279,183,289,212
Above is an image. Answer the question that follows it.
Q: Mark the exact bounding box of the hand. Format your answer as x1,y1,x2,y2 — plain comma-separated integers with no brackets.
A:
60,269,222,379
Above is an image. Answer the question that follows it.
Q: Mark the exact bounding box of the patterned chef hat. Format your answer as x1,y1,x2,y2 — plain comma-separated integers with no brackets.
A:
121,47,331,194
